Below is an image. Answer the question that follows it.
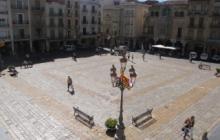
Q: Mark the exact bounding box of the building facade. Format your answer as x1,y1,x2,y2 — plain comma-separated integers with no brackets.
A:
0,0,101,56
144,0,220,57
78,0,101,48
103,1,150,50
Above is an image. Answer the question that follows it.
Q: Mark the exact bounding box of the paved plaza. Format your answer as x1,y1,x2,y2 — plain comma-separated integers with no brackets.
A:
0,52,220,140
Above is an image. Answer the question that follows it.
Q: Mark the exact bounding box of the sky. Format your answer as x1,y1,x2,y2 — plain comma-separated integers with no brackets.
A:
138,0,166,2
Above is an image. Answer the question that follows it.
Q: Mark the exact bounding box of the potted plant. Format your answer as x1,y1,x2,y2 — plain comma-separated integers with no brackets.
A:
105,118,117,137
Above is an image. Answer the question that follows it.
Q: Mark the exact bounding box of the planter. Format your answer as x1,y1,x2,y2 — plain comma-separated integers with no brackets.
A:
105,118,117,137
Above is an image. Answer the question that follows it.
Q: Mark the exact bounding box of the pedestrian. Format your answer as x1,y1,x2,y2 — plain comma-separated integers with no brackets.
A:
142,52,145,61
201,132,208,140
73,52,77,61
131,54,134,62
67,76,73,92
127,53,130,60
159,52,162,60
189,54,193,63
189,116,195,140
182,126,190,140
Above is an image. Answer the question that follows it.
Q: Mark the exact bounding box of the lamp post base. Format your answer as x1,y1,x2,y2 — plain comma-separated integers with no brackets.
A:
114,125,125,140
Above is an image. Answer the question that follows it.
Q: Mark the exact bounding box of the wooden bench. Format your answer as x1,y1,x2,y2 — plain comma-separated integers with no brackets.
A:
198,63,211,70
132,108,153,127
73,107,94,128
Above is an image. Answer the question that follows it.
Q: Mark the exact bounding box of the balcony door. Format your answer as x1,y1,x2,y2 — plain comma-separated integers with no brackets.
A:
16,0,23,9
16,13,24,24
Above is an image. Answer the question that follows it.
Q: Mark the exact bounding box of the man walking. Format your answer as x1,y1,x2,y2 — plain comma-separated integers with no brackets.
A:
131,54,134,62
142,51,146,61
67,76,73,92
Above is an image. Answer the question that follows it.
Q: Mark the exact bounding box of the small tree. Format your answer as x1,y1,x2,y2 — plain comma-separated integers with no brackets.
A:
105,118,117,129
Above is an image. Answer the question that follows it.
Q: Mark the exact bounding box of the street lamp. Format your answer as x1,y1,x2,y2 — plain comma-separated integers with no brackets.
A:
110,56,137,140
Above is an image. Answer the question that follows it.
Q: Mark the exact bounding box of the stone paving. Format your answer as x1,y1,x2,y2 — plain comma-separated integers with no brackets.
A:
0,52,219,140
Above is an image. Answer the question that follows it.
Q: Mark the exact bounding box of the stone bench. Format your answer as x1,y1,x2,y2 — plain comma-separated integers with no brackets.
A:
198,63,211,70
73,107,94,128
132,108,153,127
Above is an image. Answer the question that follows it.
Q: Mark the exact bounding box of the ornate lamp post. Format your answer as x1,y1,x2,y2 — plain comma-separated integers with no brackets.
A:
110,55,137,140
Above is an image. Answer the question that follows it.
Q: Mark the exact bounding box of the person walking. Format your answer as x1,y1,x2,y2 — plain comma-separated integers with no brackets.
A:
189,116,195,140
67,76,73,92
142,51,146,61
131,54,134,62
73,52,77,61
127,53,130,60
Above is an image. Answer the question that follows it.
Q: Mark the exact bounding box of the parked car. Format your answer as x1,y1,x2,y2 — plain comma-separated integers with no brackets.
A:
212,55,220,62
63,45,76,52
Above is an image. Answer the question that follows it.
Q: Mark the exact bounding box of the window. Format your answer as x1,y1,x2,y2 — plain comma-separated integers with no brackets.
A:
50,29,55,38
75,10,78,17
75,20,78,26
92,27,95,34
49,8,54,16
58,30,63,38
75,2,78,8
199,17,204,28
49,18,54,26
148,26,154,34
189,17,194,27
83,16,87,24
91,16,95,24
67,9,71,16
16,0,23,9
19,29,25,38
92,6,96,13
67,0,71,8
177,27,182,38
58,18,63,27
58,9,63,16
83,5,87,12
83,28,87,35
0,18,6,25
16,14,23,24
67,31,71,38
68,19,71,28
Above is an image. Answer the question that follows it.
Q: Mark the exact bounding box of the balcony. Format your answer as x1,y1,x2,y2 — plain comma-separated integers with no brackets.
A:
31,6,45,12
212,12,220,17
82,9,88,13
0,36,10,40
14,35,29,40
49,13,63,17
11,4,28,10
82,21,88,24
91,10,97,14
0,11,8,14
188,10,208,16
188,24,196,28
210,24,220,28
13,20,29,25
0,23,9,27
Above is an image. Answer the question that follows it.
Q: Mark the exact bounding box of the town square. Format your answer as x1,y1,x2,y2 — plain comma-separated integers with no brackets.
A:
0,51,220,140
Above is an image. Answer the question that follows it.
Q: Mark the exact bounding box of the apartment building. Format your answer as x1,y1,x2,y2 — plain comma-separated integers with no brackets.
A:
79,0,101,48
103,1,150,50
144,0,220,57
0,0,101,55
0,0,10,50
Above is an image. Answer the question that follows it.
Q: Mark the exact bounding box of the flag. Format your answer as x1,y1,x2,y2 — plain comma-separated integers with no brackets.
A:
120,75,130,89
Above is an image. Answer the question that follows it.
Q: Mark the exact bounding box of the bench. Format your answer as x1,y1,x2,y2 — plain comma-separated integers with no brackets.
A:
21,60,33,69
8,66,18,77
132,108,153,127
198,63,211,70
73,107,94,128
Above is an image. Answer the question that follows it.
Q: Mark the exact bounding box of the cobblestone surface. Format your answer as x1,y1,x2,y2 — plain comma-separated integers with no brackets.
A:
0,53,219,140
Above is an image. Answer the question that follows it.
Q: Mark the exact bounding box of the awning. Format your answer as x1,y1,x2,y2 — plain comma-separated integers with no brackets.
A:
152,44,177,50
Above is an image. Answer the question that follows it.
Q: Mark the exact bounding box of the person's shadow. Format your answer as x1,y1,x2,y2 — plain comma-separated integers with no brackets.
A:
68,88,75,95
